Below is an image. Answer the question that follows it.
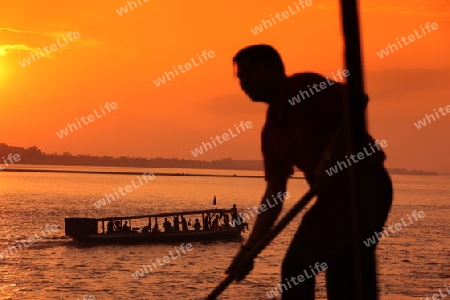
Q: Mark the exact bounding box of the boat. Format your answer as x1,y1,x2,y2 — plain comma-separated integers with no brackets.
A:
65,207,248,244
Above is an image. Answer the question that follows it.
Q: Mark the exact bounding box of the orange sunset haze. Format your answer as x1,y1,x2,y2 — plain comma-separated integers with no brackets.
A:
0,1,450,300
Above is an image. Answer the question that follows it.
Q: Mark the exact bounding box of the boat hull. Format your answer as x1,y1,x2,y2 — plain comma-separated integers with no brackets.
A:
71,228,243,244
65,206,248,245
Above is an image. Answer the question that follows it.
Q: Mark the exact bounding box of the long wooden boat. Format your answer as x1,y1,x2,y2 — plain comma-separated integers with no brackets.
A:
65,207,248,244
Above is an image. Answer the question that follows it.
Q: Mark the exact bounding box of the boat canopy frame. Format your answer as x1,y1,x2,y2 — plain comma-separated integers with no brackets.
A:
96,208,233,222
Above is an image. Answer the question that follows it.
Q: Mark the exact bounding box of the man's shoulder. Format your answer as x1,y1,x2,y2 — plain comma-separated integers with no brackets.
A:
290,71,326,79
287,72,346,112
288,72,345,90
289,72,328,85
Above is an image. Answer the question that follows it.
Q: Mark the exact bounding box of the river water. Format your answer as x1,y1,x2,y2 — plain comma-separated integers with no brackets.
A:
0,165,448,299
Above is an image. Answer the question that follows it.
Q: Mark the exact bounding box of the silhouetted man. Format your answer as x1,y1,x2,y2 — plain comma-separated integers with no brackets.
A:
174,215,180,231
181,217,188,231
122,221,129,231
163,218,172,232
226,44,393,300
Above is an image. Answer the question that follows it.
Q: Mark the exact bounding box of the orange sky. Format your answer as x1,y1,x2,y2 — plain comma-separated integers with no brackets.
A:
1,0,449,171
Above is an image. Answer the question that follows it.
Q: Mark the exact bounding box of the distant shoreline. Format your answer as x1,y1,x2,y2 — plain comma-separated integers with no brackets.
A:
2,167,441,178
0,144,442,175
2,168,306,179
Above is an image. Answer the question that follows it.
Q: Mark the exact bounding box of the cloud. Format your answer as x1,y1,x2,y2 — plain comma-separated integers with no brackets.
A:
0,27,104,57
0,28,39,35
0,44,37,56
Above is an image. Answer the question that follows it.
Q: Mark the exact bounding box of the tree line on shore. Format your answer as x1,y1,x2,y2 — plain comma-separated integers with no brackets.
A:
0,143,437,175
0,143,263,170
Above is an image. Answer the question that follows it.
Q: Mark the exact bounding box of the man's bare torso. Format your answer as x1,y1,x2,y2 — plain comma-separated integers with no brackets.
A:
262,72,385,184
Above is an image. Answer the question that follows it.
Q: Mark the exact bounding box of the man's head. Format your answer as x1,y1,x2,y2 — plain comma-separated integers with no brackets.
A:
233,44,286,103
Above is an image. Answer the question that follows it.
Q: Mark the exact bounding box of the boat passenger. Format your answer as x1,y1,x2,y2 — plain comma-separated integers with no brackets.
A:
114,220,122,231
123,221,130,231
174,215,180,231
212,215,220,229
223,213,230,228
142,223,150,233
208,214,213,228
107,220,114,233
188,219,192,227
204,216,210,230
193,219,201,231
231,204,238,221
181,217,188,231
163,218,172,232
152,222,159,233
239,214,249,232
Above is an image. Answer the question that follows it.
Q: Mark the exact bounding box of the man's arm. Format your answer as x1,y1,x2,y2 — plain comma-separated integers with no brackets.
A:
243,177,288,249
225,177,288,280
225,109,293,280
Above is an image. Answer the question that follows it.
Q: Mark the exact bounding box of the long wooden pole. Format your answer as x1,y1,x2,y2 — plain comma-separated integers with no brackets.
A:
339,0,367,299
